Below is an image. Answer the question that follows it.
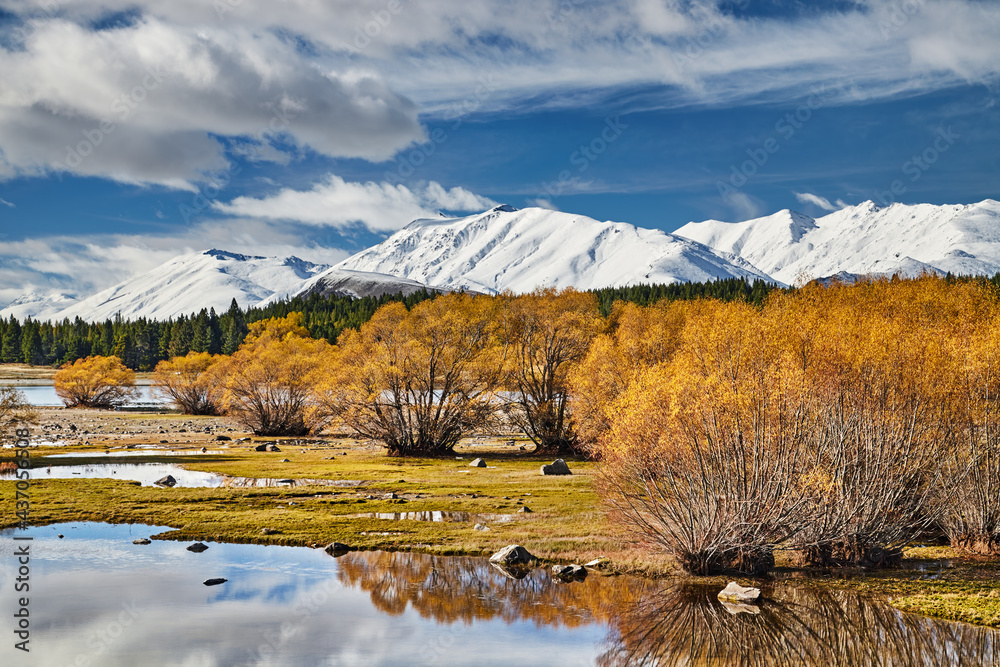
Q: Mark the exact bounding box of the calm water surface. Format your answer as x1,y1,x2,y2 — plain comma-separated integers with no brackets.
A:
1,523,998,666
9,383,168,407
0,462,367,488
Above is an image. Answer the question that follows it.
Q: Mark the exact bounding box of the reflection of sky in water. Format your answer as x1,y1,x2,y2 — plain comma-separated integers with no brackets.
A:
2,523,995,666
0,523,604,666
1,463,362,488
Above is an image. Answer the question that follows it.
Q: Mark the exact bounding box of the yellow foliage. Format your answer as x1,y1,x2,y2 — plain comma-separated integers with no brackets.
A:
320,293,501,455
594,275,1000,571
152,351,225,415
220,315,332,436
53,356,138,409
499,288,604,454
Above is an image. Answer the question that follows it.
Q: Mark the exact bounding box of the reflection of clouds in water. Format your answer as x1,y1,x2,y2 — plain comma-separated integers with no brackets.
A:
5,522,993,666
0,523,602,666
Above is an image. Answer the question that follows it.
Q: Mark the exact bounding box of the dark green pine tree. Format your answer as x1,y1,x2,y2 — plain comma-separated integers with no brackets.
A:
1,318,22,363
20,320,44,365
222,299,247,354
207,308,222,355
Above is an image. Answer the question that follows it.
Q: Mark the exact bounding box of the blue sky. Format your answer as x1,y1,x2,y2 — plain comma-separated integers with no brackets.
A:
0,0,998,304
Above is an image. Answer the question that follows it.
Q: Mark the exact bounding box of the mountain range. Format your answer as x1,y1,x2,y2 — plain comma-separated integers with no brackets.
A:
4,199,999,322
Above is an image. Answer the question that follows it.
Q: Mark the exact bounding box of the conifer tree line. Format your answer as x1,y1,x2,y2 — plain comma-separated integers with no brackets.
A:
0,277,788,369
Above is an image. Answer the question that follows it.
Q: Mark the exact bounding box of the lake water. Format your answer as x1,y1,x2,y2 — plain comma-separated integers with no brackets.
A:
9,383,169,407
1,522,997,666
0,462,368,488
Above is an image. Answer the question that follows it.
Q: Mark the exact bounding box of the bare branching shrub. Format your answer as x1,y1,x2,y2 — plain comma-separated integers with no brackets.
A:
499,288,603,456
936,308,1000,555
152,351,225,415
53,355,138,409
598,300,821,575
0,386,37,436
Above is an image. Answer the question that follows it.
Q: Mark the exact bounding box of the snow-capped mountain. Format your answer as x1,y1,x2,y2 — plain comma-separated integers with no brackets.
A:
334,205,773,294
260,267,445,306
0,292,79,321
675,200,1000,285
48,249,330,323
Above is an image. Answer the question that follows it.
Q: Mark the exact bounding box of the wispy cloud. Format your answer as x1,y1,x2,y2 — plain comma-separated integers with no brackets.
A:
794,192,848,212
212,175,497,231
0,197,14,208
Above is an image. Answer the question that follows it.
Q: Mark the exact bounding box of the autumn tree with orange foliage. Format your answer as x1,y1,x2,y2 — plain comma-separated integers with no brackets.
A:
591,275,1000,572
53,355,138,408
569,300,689,454
499,289,604,455
152,351,225,415
320,293,501,455
597,299,824,574
219,313,332,436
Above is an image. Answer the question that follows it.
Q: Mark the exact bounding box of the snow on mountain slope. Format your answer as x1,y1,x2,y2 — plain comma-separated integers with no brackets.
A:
49,250,329,322
334,205,774,294
260,267,445,306
675,200,1000,285
0,292,79,321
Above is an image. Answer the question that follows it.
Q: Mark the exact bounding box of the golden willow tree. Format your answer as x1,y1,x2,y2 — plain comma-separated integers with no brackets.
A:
569,300,689,454
498,288,603,456
152,351,225,415
53,355,138,408
588,275,1000,573
219,313,331,436
320,293,501,455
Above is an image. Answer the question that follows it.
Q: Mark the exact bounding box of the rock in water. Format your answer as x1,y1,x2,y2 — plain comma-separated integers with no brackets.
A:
469,458,487,468
187,542,209,553
489,544,536,567
133,538,152,545
154,475,177,487
551,564,588,582
540,459,572,475
718,581,761,603
324,542,350,556
203,578,227,586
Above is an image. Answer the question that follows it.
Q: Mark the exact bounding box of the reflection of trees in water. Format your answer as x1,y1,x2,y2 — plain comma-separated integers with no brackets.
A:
335,551,641,626
336,552,999,665
337,552,1000,665
597,583,1000,667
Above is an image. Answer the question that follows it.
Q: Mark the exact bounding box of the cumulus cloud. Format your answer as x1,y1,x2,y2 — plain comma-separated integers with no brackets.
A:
794,192,848,212
212,175,498,231
0,16,422,188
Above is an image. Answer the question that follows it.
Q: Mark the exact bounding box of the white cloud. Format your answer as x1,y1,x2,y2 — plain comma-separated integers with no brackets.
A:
794,191,842,212
723,190,764,221
212,174,497,231
0,2,997,189
0,16,422,188
0,197,14,207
